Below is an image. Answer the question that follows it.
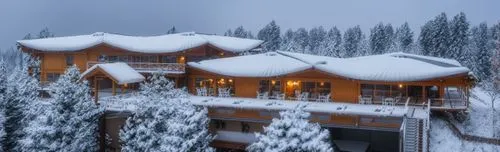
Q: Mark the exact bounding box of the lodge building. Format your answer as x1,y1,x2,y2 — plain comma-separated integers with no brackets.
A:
18,32,474,152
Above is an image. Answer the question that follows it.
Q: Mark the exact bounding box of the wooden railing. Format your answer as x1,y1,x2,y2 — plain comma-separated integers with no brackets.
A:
87,61,186,73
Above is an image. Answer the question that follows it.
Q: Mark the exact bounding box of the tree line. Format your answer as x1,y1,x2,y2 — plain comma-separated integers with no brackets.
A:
226,12,500,83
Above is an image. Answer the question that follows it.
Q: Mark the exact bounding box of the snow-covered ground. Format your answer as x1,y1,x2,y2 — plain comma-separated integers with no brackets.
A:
430,118,500,152
454,88,500,138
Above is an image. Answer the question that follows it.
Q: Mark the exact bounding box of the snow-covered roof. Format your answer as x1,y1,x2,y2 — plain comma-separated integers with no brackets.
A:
81,62,145,84
189,51,470,82
17,32,263,53
188,52,312,77
279,51,470,81
190,96,429,118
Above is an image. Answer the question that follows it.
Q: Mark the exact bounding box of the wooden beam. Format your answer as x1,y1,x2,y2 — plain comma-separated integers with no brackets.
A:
112,81,116,96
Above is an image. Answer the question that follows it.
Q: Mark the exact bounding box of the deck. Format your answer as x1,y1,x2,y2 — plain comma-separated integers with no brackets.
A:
87,61,185,74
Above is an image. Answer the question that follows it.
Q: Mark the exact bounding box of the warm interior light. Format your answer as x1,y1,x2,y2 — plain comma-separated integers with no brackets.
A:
180,56,185,60
228,79,233,83
271,80,276,85
124,83,128,87
220,52,225,56
399,84,403,88
287,81,293,86
320,82,325,86
292,81,299,86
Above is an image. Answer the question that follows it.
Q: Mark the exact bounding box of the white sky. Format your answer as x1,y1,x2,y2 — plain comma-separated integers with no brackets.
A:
0,0,499,50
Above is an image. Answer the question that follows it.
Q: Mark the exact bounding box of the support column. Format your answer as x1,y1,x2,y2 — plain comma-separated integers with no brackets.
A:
422,85,426,104
94,77,99,104
112,81,116,96
99,114,106,152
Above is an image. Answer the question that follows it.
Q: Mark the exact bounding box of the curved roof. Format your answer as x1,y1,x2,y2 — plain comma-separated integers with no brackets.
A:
17,32,263,53
190,51,471,82
188,52,312,77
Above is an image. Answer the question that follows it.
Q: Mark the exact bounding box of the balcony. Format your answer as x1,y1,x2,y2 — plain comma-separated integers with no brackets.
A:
87,61,185,74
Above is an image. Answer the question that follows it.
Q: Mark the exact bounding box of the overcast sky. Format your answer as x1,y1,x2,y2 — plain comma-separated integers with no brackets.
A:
0,0,499,50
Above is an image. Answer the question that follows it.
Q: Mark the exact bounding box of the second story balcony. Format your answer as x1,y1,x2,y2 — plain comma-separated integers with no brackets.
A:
87,61,186,74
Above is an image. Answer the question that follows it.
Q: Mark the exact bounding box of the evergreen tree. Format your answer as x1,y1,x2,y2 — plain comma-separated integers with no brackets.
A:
167,26,177,34
37,27,54,39
343,25,364,57
471,23,492,81
280,29,296,51
224,29,233,37
309,26,327,54
419,12,450,57
23,66,103,151
2,66,39,152
0,61,7,152
370,23,395,55
318,27,342,57
449,12,470,62
121,73,212,152
247,104,333,152
233,26,248,38
294,28,310,53
258,20,281,52
395,22,414,52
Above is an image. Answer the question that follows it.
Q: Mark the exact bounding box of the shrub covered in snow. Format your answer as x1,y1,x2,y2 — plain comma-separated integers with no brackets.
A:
120,72,212,152
247,104,333,152
21,66,103,152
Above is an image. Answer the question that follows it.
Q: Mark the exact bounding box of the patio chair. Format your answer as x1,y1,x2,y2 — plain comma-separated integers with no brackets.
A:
275,93,285,100
383,97,395,106
316,93,331,102
257,91,269,99
298,92,309,101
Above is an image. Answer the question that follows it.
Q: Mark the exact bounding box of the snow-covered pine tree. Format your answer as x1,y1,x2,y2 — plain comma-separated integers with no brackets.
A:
140,72,186,99
419,13,450,57
167,26,177,34
343,25,364,57
2,65,39,152
233,26,248,38
448,12,470,63
27,65,103,152
319,27,343,57
0,60,7,152
280,29,297,52
369,23,395,55
309,26,327,54
395,22,414,52
247,104,333,152
471,23,492,81
121,73,212,152
294,28,310,53
224,29,233,37
37,27,54,39
258,20,281,52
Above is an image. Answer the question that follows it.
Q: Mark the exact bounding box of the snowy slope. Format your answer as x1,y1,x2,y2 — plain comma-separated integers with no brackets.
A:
17,32,263,53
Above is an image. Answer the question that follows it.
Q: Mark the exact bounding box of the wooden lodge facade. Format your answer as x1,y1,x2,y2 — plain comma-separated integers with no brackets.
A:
18,32,474,152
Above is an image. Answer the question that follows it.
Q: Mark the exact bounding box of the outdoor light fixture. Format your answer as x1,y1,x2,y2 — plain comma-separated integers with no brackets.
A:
271,80,276,85
320,82,325,86
228,79,233,83
399,84,403,88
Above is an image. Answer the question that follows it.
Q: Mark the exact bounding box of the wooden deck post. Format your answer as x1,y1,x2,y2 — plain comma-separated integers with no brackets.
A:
112,81,116,96
94,77,99,104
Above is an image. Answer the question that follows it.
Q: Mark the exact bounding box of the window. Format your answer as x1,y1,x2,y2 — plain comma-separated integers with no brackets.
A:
212,120,226,129
47,73,60,82
65,55,74,66
374,85,390,101
160,56,177,63
241,122,250,133
391,84,406,97
426,86,440,98
361,84,374,97
258,80,270,93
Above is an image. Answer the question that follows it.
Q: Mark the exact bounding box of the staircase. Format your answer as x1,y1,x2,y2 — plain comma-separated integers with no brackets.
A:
403,118,420,152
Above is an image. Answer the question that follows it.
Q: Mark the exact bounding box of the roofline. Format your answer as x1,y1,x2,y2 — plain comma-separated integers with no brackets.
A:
16,32,263,53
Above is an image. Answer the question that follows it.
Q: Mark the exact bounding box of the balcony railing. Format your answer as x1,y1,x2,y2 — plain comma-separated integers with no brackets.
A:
87,61,186,74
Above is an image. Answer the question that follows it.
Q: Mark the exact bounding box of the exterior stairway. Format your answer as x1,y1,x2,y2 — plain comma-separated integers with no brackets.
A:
403,118,424,152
